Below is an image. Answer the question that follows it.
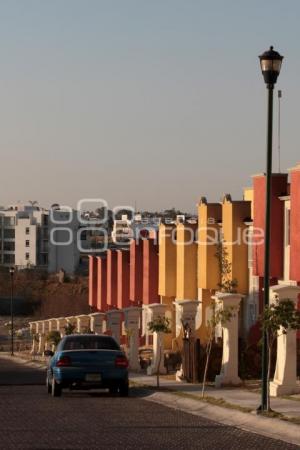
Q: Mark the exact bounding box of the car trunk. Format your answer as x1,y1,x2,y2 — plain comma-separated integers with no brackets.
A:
61,350,123,369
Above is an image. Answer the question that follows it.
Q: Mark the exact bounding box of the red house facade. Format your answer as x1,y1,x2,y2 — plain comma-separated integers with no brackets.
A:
252,173,288,279
96,257,107,311
117,250,131,309
88,237,158,313
290,164,300,283
106,250,118,308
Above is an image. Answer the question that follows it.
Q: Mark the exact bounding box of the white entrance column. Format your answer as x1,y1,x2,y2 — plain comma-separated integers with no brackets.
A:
146,304,167,376
106,310,122,345
76,315,91,333
123,307,142,371
270,284,300,396
173,300,201,381
90,312,106,334
56,318,67,337
36,321,46,354
48,318,59,351
29,322,38,355
213,292,243,388
48,319,58,332
174,300,201,337
142,305,152,346
42,321,50,351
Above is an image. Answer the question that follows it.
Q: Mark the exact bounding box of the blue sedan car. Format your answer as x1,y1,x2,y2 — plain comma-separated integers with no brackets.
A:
45,334,129,397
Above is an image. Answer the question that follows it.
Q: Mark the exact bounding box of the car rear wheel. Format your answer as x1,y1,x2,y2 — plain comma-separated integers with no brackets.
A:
119,382,129,397
51,377,62,397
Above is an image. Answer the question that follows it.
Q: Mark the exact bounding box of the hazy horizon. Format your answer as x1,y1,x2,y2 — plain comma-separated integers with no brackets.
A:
1,1,300,215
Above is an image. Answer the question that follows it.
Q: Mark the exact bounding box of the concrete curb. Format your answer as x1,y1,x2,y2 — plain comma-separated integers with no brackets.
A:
143,390,300,447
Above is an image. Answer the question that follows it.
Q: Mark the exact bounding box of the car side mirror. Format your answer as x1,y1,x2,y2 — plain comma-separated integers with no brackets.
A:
44,350,54,357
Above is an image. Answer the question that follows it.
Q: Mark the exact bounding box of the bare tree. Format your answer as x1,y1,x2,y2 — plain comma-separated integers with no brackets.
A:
148,316,171,388
202,301,236,398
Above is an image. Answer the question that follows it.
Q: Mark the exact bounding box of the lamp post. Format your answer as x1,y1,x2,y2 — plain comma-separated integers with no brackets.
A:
9,267,15,356
258,46,283,412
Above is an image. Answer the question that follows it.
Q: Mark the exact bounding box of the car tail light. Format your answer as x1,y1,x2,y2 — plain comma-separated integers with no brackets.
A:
56,356,72,367
115,356,128,368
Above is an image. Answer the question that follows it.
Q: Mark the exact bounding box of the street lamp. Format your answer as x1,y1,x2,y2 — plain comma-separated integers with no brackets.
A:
9,266,15,356
258,46,283,412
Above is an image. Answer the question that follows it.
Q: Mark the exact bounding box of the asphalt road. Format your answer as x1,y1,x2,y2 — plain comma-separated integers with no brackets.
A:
0,355,298,450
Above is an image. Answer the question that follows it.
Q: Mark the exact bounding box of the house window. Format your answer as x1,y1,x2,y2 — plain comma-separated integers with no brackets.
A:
25,240,30,247
25,227,30,235
25,253,30,260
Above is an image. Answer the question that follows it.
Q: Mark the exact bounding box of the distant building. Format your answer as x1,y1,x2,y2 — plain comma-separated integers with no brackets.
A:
111,214,133,243
111,214,160,244
47,208,80,275
0,204,48,268
0,204,80,274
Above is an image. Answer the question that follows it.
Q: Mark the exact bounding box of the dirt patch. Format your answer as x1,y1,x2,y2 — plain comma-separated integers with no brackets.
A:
0,269,90,320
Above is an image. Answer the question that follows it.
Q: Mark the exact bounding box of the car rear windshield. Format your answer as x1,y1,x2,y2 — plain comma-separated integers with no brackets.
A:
62,336,120,351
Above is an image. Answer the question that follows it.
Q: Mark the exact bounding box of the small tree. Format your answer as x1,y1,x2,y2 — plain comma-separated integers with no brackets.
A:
125,327,134,347
260,297,300,411
46,331,61,348
215,239,238,293
148,316,171,388
202,301,236,398
64,323,76,335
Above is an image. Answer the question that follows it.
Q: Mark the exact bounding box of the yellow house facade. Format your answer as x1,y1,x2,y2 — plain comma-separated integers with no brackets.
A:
158,223,177,304
157,194,253,345
176,222,197,301
197,198,222,341
158,223,177,348
222,195,251,295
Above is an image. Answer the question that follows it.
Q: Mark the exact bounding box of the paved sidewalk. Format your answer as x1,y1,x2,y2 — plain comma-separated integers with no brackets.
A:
130,373,300,420
130,373,300,446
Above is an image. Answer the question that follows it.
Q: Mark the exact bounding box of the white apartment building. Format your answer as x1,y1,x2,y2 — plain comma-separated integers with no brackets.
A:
0,204,80,274
111,214,133,243
0,204,48,268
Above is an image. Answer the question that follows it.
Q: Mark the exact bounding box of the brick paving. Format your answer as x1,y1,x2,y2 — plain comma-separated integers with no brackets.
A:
0,356,298,450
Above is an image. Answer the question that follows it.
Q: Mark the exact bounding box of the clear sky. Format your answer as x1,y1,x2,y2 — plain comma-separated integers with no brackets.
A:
1,0,299,213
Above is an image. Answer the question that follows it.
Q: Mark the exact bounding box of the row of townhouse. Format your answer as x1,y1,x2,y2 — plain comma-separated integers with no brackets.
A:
88,195,254,343
88,163,300,343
